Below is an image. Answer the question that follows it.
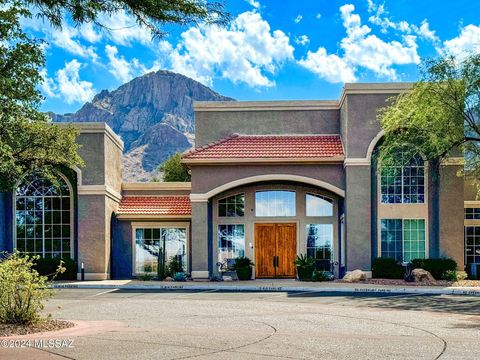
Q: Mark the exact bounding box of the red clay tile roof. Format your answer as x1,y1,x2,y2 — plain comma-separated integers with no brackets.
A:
182,133,344,161
116,196,191,217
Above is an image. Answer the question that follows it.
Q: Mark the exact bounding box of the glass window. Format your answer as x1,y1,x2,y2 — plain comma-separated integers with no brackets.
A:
465,226,480,264
306,194,333,217
218,194,245,217
217,224,245,264
380,219,426,262
255,190,296,217
134,227,187,274
306,224,333,262
465,208,480,220
380,152,425,204
15,173,72,259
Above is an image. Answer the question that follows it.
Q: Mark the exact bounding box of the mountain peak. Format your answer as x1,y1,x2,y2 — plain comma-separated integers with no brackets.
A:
52,70,235,182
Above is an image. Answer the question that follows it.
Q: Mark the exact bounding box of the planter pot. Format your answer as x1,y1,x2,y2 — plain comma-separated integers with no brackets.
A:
235,267,252,280
296,265,314,281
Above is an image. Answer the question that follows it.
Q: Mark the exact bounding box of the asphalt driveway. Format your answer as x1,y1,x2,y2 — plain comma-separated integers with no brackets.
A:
2,289,480,359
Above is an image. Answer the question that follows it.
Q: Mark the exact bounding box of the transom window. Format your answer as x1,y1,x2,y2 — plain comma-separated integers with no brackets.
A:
217,224,245,264
380,152,425,204
465,208,480,220
381,219,426,262
218,194,245,217
306,194,333,217
255,190,296,217
15,173,73,258
465,226,480,264
134,227,187,275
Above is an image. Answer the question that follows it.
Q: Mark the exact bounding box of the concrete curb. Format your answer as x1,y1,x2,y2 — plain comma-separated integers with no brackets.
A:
51,283,480,297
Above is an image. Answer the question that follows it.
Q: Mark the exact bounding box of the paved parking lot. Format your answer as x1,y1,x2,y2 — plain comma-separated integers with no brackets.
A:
2,289,480,359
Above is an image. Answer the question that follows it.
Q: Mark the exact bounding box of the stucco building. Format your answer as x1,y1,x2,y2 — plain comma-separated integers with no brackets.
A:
0,83,477,280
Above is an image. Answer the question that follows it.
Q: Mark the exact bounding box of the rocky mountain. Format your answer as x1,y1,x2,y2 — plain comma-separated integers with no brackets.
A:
51,70,234,181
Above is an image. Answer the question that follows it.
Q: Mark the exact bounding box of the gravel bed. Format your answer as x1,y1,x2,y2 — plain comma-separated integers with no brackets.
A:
0,319,74,337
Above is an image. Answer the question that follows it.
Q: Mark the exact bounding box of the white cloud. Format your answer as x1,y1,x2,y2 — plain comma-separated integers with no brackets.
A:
105,45,148,83
79,22,102,43
50,25,98,61
443,24,480,59
245,0,260,8
316,13,322,20
298,48,356,83
295,35,310,46
39,68,57,98
298,4,419,82
294,15,303,24
166,11,294,87
55,60,96,104
100,10,152,46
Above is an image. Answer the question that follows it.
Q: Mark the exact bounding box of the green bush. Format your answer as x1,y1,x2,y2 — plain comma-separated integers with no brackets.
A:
371,258,404,279
411,258,457,280
0,252,65,324
312,270,334,282
442,270,458,282
232,257,254,280
295,254,315,281
33,256,77,280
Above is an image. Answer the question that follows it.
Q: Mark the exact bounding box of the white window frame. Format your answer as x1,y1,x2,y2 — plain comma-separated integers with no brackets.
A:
217,192,245,217
305,193,334,217
131,222,190,276
254,190,296,217
13,172,74,259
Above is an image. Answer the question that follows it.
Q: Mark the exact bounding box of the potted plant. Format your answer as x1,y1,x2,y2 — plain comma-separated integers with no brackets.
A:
231,257,254,280
295,254,315,281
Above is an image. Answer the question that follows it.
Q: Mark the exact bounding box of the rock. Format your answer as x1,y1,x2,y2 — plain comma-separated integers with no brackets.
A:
164,277,173,282
50,70,235,181
412,268,435,282
342,269,367,282
222,276,233,282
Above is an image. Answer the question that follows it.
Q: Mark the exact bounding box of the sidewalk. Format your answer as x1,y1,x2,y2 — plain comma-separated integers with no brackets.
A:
52,279,480,297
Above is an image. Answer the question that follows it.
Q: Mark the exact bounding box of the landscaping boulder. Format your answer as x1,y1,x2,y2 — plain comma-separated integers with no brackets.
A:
342,269,367,282
412,268,435,282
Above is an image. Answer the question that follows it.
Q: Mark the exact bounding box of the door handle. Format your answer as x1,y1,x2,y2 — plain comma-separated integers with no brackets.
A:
273,256,279,268
276,256,279,268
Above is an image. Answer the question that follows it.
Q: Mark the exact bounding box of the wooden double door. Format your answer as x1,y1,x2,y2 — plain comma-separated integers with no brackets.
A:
255,223,297,278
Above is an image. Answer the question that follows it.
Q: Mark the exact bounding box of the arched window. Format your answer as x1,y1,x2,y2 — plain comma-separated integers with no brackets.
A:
306,194,333,217
15,173,73,258
380,152,425,204
218,193,245,217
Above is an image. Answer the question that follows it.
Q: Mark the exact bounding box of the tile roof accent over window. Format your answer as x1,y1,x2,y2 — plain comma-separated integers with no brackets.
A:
182,133,344,163
116,196,191,218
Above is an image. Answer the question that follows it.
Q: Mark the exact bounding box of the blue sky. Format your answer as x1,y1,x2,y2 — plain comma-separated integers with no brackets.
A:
23,0,480,114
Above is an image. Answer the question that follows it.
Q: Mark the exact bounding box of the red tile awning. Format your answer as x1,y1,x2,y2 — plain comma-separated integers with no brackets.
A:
182,133,344,163
116,196,191,218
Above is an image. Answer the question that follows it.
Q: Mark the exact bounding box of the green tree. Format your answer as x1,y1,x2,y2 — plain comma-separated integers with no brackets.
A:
0,3,84,191
0,0,228,191
378,54,480,192
158,153,191,182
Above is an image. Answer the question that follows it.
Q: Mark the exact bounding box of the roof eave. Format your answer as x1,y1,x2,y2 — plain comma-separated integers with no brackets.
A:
182,156,345,165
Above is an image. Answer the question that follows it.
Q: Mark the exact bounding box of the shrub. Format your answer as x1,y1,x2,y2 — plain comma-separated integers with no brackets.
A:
442,270,458,282
312,270,334,282
167,256,184,276
33,256,77,280
410,258,457,280
371,258,404,279
232,257,254,280
0,252,65,324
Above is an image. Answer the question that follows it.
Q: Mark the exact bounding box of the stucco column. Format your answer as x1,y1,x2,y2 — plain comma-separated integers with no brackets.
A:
191,200,210,279
345,165,372,272
439,163,464,269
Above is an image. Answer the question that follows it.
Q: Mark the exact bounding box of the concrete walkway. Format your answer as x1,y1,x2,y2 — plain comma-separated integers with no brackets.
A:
52,279,480,297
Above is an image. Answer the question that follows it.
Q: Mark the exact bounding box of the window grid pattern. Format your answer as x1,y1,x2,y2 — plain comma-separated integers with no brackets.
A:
218,194,245,217
380,219,403,261
134,227,187,274
255,190,296,217
306,224,333,261
403,219,426,262
217,224,245,264
381,219,426,262
306,194,333,217
465,226,480,264
381,153,425,204
15,174,72,258
465,208,480,220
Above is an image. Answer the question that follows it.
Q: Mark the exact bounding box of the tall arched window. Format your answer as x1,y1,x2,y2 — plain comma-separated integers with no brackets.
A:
15,173,73,258
380,152,425,204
